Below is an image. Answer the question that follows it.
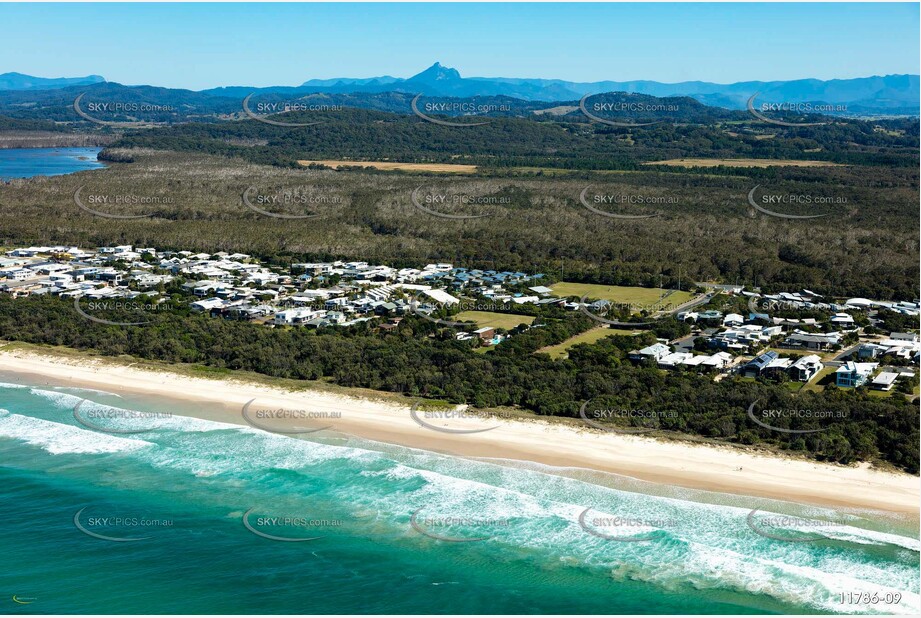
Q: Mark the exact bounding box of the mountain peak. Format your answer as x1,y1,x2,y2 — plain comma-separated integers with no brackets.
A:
409,62,461,83
0,72,105,91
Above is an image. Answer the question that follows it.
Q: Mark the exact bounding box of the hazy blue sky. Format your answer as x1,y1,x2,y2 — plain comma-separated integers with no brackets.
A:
3,2,918,89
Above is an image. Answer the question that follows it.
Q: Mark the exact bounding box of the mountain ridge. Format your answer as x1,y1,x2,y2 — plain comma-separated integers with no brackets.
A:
1,64,917,114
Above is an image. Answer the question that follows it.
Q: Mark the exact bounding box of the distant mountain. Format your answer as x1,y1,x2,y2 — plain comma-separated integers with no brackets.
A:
0,72,105,91
285,63,920,115
1,64,917,118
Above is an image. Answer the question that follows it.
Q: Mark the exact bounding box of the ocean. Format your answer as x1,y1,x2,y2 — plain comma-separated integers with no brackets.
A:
1,377,918,615
0,148,105,181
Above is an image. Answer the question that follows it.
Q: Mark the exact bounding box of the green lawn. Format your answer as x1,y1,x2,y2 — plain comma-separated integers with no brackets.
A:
802,366,837,392
549,282,695,311
538,326,646,359
453,310,535,330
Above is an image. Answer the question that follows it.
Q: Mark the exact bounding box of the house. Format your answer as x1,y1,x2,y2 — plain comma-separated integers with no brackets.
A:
629,343,671,363
96,270,124,284
741,351,779,378
763,356,794,379
699,351,733,371
722,313,744,327
0,268,33,281
274,308,323,325
782,331,841,351
789,355,823,382
835,362,878,388
190,298,226,313
423,289,460,306
474,327,496,342
711,324,780,350
870,372,899,391
857,343,885,360
658,351,694,368
830,312,855,326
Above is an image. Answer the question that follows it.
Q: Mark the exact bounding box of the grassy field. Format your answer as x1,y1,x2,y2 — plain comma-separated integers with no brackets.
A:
454,310,535,330
643,158,845,168
801,366,838,392
298,160,478,173
538,326,646,359
550,282,695,310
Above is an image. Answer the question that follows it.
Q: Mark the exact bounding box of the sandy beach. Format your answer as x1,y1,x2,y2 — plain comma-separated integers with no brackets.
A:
1,348,917,515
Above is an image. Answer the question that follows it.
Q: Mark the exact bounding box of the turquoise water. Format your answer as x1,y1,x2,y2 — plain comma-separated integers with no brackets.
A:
0,148,105,181
1,378,918,615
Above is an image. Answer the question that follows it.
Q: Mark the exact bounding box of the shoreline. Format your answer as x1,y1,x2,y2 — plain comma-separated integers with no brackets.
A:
0,348,918,517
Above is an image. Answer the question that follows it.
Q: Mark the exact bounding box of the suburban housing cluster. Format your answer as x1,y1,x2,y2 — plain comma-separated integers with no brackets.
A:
2,245,917,392
0,244,559,344
631,287,919,391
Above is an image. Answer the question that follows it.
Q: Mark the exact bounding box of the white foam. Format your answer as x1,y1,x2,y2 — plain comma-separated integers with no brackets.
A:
0,413,153,455
9,384,919,613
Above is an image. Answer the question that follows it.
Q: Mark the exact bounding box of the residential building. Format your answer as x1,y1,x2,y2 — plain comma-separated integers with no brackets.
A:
870,372,899,391
835,362,878,388
789,355,823,382
629,343,671,363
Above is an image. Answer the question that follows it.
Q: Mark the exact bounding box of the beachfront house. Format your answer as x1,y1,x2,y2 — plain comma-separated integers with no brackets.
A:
741,351,778,378
870,372,899,391
834,362,878,388
782,331,842,351
789,355,823,382
629,343,671,363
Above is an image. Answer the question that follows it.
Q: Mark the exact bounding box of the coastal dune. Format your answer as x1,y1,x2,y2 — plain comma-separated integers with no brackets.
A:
0,348,916,515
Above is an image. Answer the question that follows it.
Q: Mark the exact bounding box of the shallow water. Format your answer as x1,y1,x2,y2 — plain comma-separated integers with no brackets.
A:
1,378,917,614
0,147,105,181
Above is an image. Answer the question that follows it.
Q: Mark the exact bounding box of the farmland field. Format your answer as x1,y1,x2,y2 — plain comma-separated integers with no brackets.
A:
549,282,695,310
643,158,846,168
538,326,646,358
453,310,535,330
298,159,478,173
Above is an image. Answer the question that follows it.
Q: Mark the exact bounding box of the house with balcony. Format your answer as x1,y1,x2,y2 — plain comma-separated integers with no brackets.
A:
789,355,823,382
835,362,878,388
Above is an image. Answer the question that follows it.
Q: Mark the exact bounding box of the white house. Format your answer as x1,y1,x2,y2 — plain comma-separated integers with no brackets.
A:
789,355,823,382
